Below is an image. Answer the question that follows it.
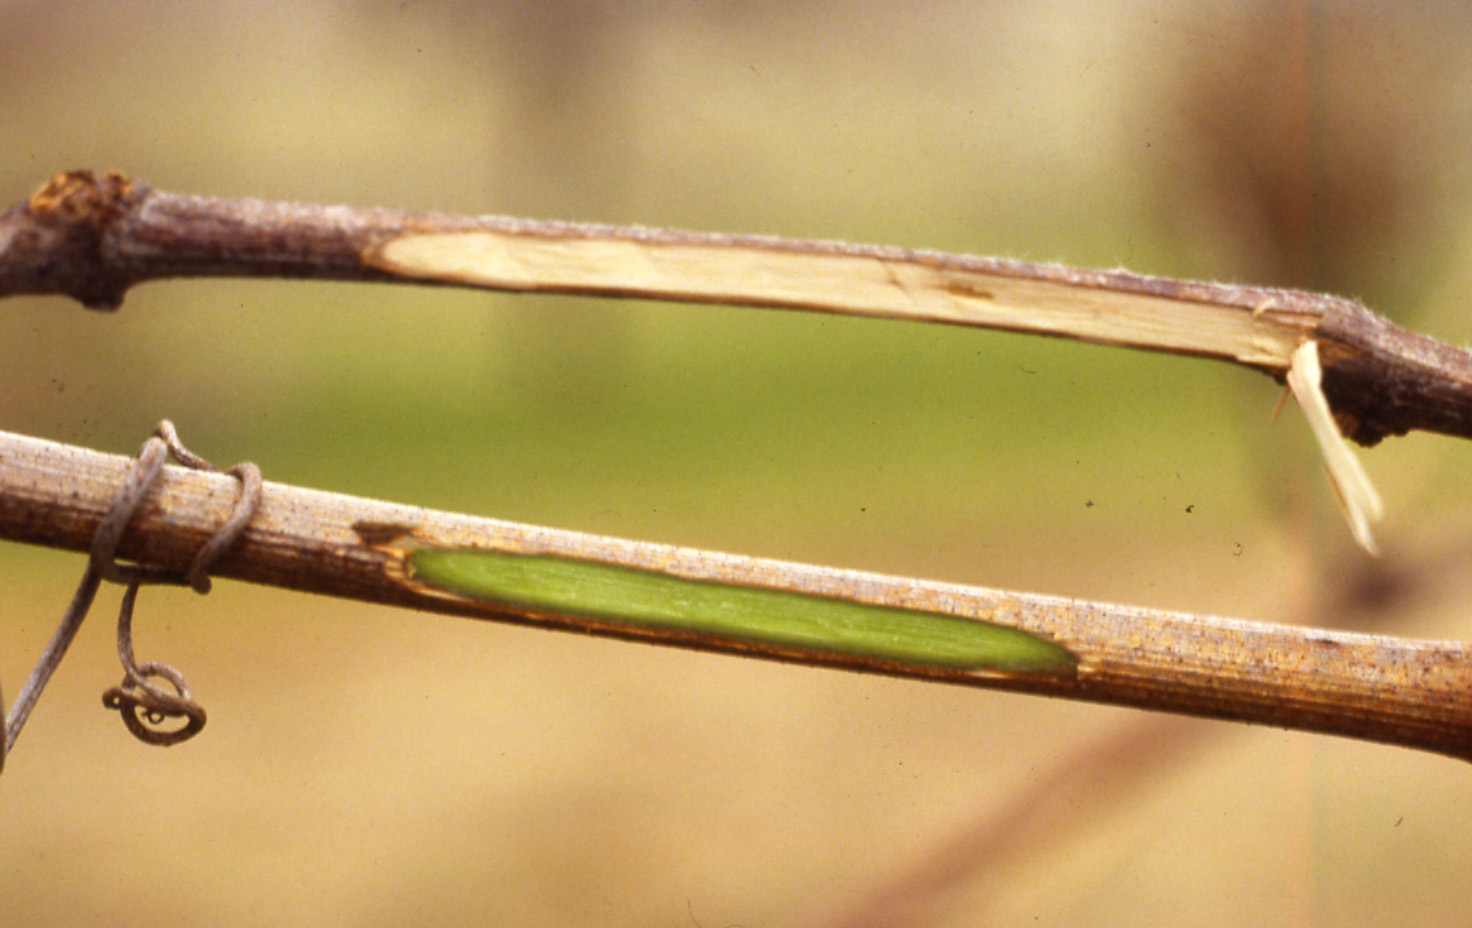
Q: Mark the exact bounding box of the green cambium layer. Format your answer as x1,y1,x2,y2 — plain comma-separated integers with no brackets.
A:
409,549,1076,673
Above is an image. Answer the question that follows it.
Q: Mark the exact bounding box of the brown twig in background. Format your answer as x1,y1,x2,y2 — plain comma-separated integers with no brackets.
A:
789,716,1215,928
2,170,1471,447
1,428,1469,762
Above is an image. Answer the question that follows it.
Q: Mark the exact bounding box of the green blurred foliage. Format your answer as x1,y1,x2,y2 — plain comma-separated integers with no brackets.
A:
2,2,1472,926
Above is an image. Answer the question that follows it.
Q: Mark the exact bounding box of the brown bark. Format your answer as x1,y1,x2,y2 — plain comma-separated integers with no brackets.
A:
3,170,1470,445
1,428,1468,762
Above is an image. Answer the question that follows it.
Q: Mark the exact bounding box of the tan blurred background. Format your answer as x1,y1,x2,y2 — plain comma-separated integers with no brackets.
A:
2,1,1472,924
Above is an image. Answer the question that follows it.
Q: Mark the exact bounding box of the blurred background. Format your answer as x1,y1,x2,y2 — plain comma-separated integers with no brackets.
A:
2,1,1472,924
